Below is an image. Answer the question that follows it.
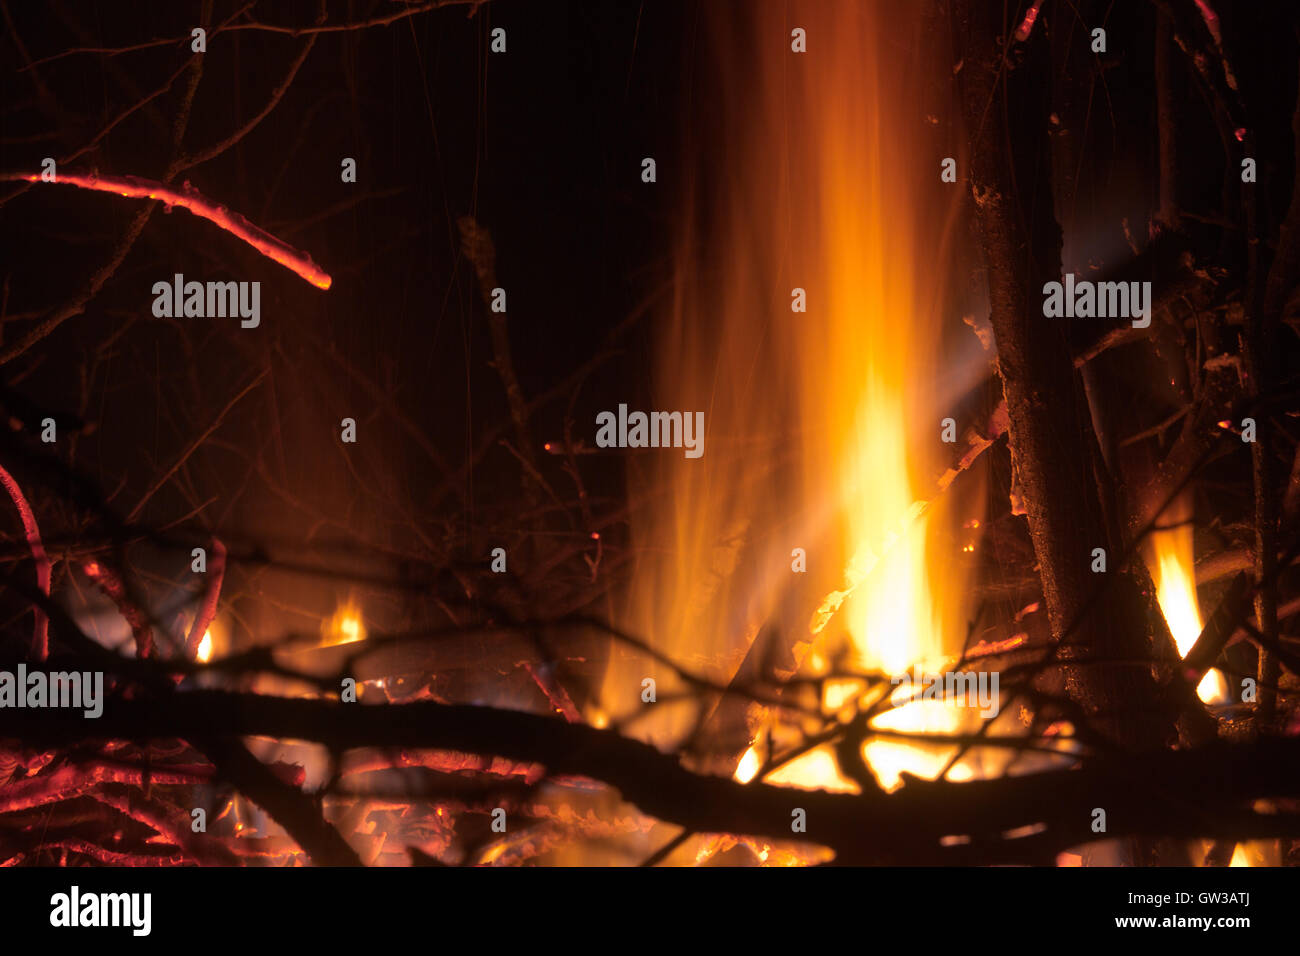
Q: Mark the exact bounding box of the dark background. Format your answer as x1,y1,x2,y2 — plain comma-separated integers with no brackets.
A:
2,0,1298,646
1,1,699,644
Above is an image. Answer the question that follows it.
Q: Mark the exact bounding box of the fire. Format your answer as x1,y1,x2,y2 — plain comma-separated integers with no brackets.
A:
321,598,366,647
1147,497,1228,704
616,0,985,807
197,629,213,663
734,745,761,785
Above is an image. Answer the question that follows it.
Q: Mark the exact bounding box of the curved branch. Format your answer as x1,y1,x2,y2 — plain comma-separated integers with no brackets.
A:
0,171,332,290
0,463,50,660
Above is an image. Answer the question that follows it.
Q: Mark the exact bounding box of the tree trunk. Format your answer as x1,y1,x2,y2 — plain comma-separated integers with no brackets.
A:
951,0,1176,759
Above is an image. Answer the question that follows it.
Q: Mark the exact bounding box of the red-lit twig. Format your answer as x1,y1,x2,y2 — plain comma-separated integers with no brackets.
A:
185,537,226,659
91,789,240,866
1013,0,1044,43
0,463,50,660
35,840,187,867
520,661,583,723
0,171,332,289
0,762,211,815
83,559,155,659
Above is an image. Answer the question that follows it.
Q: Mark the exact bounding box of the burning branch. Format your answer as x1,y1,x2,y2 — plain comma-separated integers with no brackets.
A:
90,788,240,866
0,171,332,290
0,762,211,815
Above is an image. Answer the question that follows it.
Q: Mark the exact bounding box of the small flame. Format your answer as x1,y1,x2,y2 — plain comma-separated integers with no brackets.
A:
196,629,213,663
734,745,761,784
322,597,366,647
1148,498,1228,704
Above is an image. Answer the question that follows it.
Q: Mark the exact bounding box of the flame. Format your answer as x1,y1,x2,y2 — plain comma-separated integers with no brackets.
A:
8,172,332,289
321,597,366,647
1147,498,1228,704
197,629,213,663
616,0,984,805
1227,836,1278,867
734,745,761,785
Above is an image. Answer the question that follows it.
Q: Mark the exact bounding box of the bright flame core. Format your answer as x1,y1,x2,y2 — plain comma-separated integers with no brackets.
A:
1147,501,1228,704
322,598,366,647
196,629,213,663
615,1,984,799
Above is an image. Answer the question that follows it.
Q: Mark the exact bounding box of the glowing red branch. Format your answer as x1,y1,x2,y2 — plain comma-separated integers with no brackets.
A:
2,171,332,290
0,463,51,661
1194,0,1221,40
90,789,240,865
0,762,212,814
1014,0,1044,43
185,537,226,659
83,559,155,659
36,841,187,867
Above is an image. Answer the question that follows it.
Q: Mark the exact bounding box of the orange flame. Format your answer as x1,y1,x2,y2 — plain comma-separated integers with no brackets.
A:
321,597,366,647
613,2,986,805
1147,497,1228,704
196,629,214,663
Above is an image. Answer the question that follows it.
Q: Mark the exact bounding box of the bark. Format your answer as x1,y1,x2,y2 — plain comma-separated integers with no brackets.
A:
952,0,1176,755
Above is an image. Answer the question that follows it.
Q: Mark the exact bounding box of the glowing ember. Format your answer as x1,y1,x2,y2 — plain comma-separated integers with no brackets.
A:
1014,0,1045,42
